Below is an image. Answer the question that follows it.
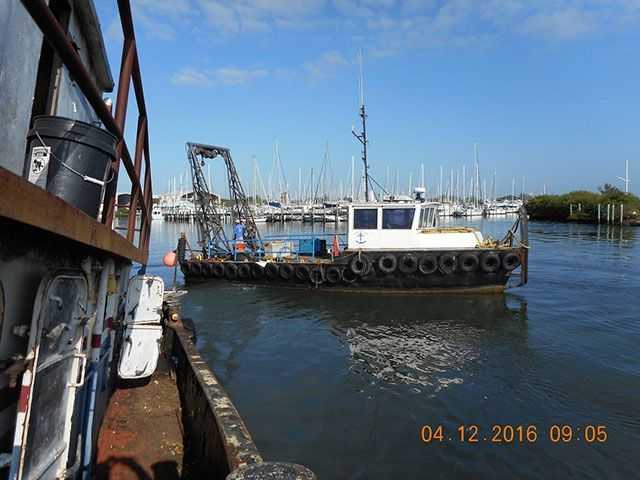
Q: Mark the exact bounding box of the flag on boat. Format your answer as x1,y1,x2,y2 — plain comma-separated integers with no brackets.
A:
332,234,340,257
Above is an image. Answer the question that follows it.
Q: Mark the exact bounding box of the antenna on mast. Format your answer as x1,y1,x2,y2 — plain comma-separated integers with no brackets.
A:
617,159,630,193
352,48,370,202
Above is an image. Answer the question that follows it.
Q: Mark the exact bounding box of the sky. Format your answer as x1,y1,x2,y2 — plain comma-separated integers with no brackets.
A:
94,0,640,198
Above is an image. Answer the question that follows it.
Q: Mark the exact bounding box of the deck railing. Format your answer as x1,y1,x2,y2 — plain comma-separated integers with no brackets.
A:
20,0,152,259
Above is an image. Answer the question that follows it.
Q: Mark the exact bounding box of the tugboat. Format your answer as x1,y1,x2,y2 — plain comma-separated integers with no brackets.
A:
178,189,528,293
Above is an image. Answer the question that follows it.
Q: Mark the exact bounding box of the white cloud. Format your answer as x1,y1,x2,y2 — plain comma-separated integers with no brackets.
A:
212,67,268,85
304,50,349,80
171,66,269,86
197,0,325,33
171,68,211,86
521,7,596,39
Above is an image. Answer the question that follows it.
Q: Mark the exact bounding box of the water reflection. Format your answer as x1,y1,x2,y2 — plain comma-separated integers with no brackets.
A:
243,288,529,394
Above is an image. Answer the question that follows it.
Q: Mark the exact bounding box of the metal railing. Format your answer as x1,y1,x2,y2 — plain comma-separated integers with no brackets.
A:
20,0,152,259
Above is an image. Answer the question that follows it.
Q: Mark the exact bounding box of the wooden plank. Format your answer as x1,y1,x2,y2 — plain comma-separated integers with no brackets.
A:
0,168,147,264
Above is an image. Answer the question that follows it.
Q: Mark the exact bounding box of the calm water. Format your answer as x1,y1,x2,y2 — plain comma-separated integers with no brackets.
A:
144,217,640,479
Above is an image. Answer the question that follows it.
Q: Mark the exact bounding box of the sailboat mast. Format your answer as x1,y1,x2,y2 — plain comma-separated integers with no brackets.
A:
352,49,370,202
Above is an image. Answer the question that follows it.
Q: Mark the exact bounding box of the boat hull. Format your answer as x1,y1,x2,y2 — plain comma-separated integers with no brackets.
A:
179,247,526,293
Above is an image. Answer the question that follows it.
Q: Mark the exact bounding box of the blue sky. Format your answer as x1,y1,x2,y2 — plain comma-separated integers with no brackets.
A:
95,0,640,198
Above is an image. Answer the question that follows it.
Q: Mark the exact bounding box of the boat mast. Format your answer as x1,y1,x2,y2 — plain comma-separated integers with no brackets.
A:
352,49,370,202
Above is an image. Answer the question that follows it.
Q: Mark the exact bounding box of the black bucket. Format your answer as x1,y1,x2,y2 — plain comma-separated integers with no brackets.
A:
24,115,117,218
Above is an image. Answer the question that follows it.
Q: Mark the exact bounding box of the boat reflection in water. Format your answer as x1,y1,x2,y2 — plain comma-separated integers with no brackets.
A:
320,293,529,392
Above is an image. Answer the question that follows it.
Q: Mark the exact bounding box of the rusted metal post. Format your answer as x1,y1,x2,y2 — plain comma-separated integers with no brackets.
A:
126,116,147,241
103,39,136,225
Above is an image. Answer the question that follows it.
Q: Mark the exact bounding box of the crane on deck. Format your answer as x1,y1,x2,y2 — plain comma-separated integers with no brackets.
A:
186,142,262,257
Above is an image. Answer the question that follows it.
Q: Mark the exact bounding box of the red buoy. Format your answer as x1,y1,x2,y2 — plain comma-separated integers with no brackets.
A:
163,250,177,267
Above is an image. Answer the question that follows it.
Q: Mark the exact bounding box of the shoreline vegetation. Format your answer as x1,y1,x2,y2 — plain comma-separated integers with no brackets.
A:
526,184,640,225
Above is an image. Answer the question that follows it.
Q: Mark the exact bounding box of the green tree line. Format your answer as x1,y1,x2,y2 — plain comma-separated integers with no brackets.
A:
526,184,640,224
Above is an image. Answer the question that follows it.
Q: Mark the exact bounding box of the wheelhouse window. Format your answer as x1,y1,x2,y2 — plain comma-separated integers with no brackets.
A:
382,208,414,229
353,208,378,229
419,207,437,228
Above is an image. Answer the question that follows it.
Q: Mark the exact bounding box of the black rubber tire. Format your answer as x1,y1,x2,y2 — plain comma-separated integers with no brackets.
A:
309,266,324,285
342,268,358,284
224,262,238,280
204,263,215,278
279,263,294,281
191,261,203,277
378,254,397,274
439,254,457,274
295,264,310,282
480,252,501,273
502,252,520,271
349,255,370,276
418,255,438,275
264,262,279,280
237,263,251,280
398,254,418,274
459,252,479,273
250,263,264,280
325,266,342,284
182,261,193,275
212,263,225,278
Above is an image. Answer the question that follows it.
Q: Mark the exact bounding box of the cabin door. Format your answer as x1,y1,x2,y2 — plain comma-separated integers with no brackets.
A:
117,275,164,380
13,273,88,480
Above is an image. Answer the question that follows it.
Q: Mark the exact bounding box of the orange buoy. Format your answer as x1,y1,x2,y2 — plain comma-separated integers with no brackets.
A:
163,250,177,267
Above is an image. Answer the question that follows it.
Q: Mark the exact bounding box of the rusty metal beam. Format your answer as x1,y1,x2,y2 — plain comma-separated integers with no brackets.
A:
126,116,147,242
0,169,146,264
103,38,136,225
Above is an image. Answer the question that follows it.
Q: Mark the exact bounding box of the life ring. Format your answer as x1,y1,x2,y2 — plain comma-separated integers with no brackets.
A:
342,268,358,284
279,263,294,281
502,252,520,271
325,266,342,284
480,252,501,273
295,264,310,282
438,254,457,274
191,261,203,277
418,255,438,275
224,262,238,280
349,255,370,276
264,262,279,280
250,263,265,280
459,252,479,273
237,263,251,280
378,254,397,274
398,254,418,274
309,266,324,285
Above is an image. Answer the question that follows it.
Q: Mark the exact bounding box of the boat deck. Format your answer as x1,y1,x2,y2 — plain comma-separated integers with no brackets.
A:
95,355,184,480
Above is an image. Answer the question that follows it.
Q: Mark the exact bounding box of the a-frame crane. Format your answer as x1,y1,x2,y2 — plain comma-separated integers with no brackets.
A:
186,142,262,257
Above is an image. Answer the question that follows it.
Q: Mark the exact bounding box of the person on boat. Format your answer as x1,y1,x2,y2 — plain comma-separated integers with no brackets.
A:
234,219,245,241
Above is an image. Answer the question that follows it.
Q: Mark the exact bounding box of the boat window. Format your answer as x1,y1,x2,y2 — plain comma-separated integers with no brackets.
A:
353,208,378,229
382,208,414,229
419,207,437,228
